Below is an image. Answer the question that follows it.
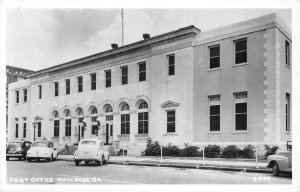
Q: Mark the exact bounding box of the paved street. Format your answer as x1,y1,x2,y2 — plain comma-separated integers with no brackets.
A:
6,159,291,184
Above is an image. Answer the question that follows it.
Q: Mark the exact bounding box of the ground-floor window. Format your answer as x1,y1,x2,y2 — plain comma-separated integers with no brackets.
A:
167,110,175,133
54,120,59,137
15,123,19,138
138,112,148,134
234,92,247,131
121,114,130,134
286,93,290,132
23,123,26,138
65,119,71,136
92,125,98,134
209,95,220,132
37,122,41,137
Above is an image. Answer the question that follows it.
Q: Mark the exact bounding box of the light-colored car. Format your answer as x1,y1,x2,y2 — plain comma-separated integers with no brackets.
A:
74,138,109,166
27,140,58,162
267,142,292,176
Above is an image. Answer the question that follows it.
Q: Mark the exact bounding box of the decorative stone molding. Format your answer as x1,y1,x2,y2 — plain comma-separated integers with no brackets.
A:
160,100,180,108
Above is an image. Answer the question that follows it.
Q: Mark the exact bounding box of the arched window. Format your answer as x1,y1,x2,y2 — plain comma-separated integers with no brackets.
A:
105,105,113,113
91,107,98,115
139,101,148,109
121,103,130,111
77,108,84,116
64,109,71,117
137,101,148,134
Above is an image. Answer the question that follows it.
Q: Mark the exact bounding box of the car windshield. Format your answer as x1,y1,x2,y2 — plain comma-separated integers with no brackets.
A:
32,142,47,147
81,141,96,145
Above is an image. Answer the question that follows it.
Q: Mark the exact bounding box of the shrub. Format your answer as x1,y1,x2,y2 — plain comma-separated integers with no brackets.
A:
221,145,240,158
144,137,161,156
264,145,279,158
204,145,221,158
239,145,255,158
162,143,181,156
179,145,201,157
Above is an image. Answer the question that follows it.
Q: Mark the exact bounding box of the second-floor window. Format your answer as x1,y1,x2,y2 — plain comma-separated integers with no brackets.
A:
91,73,96,90
65,79,70,95
138,62,146,82
121,66,128,85
16,90,19,103
54,82,59,97
38,85,42,99
285,41,290,67
209,45,220,69
168,54,175,76
77,76,83,92
105,70,111,88
234,39,247,64
23,89,27,102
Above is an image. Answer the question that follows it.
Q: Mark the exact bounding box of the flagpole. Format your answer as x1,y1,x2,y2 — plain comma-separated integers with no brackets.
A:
121,9,124,46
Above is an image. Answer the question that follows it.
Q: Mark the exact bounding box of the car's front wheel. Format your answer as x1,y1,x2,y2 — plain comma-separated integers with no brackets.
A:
75,160,79,166
272,162,280,176
97,159,103,166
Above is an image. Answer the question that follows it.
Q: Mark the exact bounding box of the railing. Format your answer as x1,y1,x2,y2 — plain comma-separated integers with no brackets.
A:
118,134,130,143
135,134,149,143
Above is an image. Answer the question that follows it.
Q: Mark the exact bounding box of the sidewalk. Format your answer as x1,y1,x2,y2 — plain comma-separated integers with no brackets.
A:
57,154,272,174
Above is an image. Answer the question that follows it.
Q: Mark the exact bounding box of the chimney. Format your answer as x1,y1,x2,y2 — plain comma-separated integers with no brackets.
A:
143,33,150,40
111,43,118,49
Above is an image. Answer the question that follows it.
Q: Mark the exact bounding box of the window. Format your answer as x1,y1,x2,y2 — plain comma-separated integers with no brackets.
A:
23,122,26,138
54,120,59,137
38,85,42,99
92,125,98,135
138,112,148,134
16,90,19,103
285,41,290,67
209,45,220,69
167,110,175,133
15,121,19,138
77,76,83,92
121,66,128,85
106,115,113,121
54,82,59,97
209,95,220,131
23,89,27,102
138,62,146,82
37,122,41,137
65,119,71,136
65,79,70,95
168,54,175,76
234,92,247,131
121,114,130,134
234,39,247,64
91,73,96,90
286,93,290,132
105,70,111,88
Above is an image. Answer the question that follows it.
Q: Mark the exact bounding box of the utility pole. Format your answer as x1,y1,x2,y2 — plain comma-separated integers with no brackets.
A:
121,8,124,46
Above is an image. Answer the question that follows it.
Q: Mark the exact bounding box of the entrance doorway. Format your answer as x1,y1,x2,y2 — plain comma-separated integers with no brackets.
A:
105,123,113,145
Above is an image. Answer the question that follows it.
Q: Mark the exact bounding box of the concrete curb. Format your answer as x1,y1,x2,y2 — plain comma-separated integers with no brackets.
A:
57,157,272,174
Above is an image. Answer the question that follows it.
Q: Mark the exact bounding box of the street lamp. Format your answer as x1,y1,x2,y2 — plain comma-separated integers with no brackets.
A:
32,122,37,141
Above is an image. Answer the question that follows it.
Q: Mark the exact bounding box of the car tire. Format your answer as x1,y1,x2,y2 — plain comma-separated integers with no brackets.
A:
75,160,79,166
85,161,89,165
48,155,53,162
272,162,280,176
6,157,9,161
18,157,22,160
97,160,102,166
28,158,32,162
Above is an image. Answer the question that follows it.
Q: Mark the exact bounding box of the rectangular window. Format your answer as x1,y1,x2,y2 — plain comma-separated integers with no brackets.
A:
168,54,175,76
167,110,175,133
235,39,247,64
37,122,41,137
15,122,18,138
138,112,149,134
54,120,59,137
65,119,71,136
38,85,42,99
16,91,19,103
92,125,98,135
77,76,83,92
106,115,113,121
23,122,26,138
121,66,128,85
121,114,130,134
91,73,96,90
285,41,290,67
209,45,220,69
286,93,290,132
138,62,146,82
54,82,59,97
65,79,70,95
234,92,247,131
105,70,111,88
23,89,27,102
209,95,220,131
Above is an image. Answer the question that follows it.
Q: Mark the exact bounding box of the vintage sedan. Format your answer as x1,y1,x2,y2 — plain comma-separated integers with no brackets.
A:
74,138,109,166
6,140,32,161
267,141,292,176
27,140,58,162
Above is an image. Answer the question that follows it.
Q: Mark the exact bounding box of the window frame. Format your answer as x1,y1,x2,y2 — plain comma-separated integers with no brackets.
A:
65,79,70,95
15,121,19,138
233,92,248,131
54,82,59,97
23,122,27,138
37,122,41,137
286,93,291,132
208,95,220,132
138,112,149,134
121,66,128,85
15,90,19,104
285,40,291,67
121,114,130,134
166,110,176,133
23,89,27,102
105,70,111,88
65,118,72,137
209,45,220,69
54,119,60,137
77,76,83,93
138,61,146,82
90,73,96,90
234,38,247,65
167,54,175,76
38,85,42,99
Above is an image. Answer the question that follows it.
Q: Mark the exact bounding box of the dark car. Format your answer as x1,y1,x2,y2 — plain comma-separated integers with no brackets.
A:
6,141,32,161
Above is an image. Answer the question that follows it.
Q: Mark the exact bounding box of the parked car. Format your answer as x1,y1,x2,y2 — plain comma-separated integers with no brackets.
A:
74,138,109,166
6,140,32,161
267,141,292,176
27,140,58,162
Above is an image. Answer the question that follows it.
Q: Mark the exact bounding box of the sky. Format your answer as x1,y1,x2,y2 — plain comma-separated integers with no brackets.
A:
6,9,291,71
